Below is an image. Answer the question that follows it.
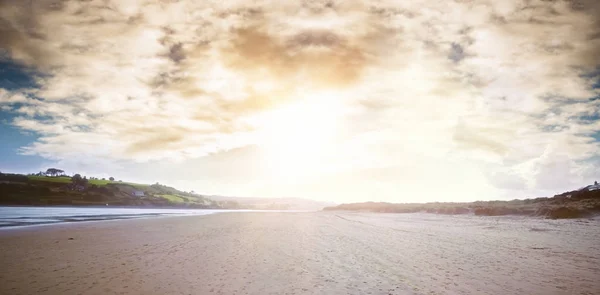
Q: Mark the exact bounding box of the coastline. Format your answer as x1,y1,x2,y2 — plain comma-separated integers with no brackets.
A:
2,202,598,232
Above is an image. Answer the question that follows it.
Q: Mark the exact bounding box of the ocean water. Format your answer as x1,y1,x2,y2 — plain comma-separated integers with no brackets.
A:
0,206,255,228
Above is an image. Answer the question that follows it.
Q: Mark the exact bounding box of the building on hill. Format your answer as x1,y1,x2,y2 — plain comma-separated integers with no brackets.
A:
132,190,145,197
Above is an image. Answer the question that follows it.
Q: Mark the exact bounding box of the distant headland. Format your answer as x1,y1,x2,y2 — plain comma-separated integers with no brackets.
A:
324,182,600,219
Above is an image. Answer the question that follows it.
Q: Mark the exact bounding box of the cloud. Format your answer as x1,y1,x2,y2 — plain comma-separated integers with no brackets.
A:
222,24,375,89
0,0,599,201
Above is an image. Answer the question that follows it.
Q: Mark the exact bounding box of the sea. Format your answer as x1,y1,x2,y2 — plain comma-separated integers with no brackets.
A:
0,206,272,228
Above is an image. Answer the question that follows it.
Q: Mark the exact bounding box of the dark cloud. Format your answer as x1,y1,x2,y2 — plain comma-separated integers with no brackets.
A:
301,0,336,13
0,0,66,69
448,43,465,63
287,30,342,48
222,26,372,89
167,43,185,64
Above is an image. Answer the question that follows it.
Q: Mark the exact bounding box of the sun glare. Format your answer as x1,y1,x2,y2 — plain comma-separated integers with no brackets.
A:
254,91,346,180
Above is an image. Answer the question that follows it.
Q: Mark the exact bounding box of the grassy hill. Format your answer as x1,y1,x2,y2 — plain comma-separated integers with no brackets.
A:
0,173,239,209
27,176,148,187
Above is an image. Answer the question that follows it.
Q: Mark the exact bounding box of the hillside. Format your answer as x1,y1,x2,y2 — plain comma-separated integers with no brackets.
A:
0,173,240,209
324,183,600,219
0,172,332,210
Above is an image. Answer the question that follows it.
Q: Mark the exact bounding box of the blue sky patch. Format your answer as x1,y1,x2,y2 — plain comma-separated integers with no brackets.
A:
0,59,47,173
0,60,39,90
0,111,47,173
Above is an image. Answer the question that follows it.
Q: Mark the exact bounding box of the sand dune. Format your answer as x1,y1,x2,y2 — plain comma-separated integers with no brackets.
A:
1,212,599,295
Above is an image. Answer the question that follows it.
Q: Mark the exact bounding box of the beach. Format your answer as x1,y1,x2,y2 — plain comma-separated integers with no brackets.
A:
1,212,599,295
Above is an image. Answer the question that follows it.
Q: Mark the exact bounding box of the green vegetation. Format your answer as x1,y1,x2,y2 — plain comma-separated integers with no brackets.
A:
159,194,186,203
28,175,147,187
0,171,239,209
28,176,72,183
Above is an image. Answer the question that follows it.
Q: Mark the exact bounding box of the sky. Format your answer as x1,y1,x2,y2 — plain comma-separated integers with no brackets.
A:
0,0,599,203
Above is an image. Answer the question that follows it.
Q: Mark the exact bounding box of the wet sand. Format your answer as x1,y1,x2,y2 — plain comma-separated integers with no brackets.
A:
1,212,599,295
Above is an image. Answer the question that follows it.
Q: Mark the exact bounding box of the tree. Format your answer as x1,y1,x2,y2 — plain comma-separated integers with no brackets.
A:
45,168,64,177
71,174,89,187
72,174,82,184
109,177,115,181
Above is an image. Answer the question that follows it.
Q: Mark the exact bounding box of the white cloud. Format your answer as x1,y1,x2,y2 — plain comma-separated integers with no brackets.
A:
0,0,599,202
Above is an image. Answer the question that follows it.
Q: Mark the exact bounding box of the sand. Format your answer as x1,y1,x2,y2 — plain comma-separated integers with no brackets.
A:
1,212,599,295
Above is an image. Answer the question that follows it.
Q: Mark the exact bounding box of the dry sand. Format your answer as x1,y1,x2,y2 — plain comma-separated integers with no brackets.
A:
0,212,599,295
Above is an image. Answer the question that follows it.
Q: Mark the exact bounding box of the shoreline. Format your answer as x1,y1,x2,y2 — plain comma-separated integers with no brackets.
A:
0,212,216,232
3,204,598,232
0,213,173,230
0,206,315,230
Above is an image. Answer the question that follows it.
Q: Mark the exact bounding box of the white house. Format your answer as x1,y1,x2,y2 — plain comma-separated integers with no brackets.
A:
132,190,145,197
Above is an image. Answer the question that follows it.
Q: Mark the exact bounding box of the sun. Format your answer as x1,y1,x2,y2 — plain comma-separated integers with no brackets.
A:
252,91,346,180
